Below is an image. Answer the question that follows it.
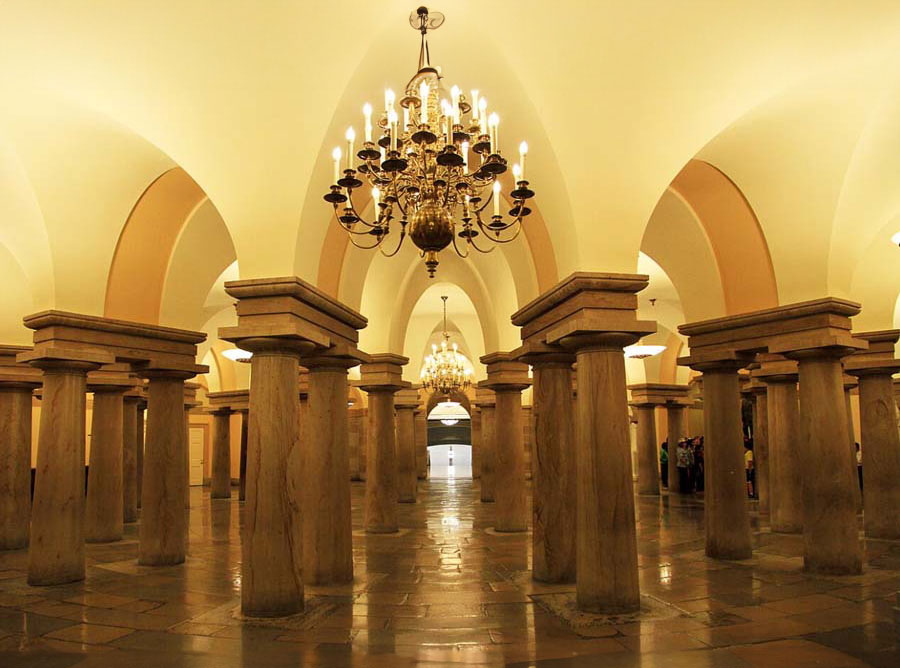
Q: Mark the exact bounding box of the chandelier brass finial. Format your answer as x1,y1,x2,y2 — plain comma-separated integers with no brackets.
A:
324,6,536,278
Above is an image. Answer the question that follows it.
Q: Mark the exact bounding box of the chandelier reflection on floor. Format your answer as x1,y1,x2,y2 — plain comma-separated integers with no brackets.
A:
421,295,472,394
323,6,536,277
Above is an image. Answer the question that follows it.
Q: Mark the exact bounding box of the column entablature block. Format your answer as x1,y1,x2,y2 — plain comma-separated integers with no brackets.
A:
207,389,249,412
0,344,42,386
474,384,496,407
480,352,531,391
221,277,367,363
20,310,207,376
510,272,655,349
627,383,691,406
845,329,900,377
359,353,408,393
394,387,420,409
678,298,866,366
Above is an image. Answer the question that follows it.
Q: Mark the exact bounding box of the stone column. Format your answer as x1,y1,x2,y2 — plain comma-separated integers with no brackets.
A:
210,407,232,499
85,372,132,543
136,400,145,509
359,407,369,482
632,404,659,495
666,402,685,493
522,405,533,480
415,409,428,480
394,388,420,503
348,407,363,480
787,347,863,574
749,383,770,514
691,361,753,560
470,406,482,479
139,370,195,566
525,351,576,582
843,377,863,513
475,386,496,502
845,330,900,540
481,353,530,532
21,348,110,585
122,391,141,523
236,340,307,616
183,383,200,509
238,408,248,501
300,354,361,584
758,367,804,533
359,354,408,534
0,346,40,551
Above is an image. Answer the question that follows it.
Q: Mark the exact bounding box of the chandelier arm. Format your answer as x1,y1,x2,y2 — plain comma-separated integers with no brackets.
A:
345,191,382,229
466,233,497,254
450,228,470,258
379,229,407,257
347,233,387,251
488,225,524,244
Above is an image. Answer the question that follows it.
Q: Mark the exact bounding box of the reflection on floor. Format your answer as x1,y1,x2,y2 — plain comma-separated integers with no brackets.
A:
0,481,898,666
428,444,472,479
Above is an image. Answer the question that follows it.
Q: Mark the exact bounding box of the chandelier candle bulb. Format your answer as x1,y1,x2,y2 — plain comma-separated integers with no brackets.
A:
363,103,373,142
488,113,499,153
450,85,460,122
388,110,399,151
513,163,521,182
493,181,501,216
419,82,429,124
385,88,395,114
332,146,342,183
461,141,469,171
471,90,479,120
345,127,355,170
479,98,488,136
372,186,380,211
519,141,528,181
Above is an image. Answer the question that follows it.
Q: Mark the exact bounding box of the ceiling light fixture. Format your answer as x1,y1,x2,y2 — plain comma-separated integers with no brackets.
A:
624,345,666,359
222,348,252,363
323,6,536,277
421,295,472,394
440,418,459,426
891,231,900,245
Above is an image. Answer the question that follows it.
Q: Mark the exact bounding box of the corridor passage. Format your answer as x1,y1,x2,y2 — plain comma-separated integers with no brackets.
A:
0,481,898,667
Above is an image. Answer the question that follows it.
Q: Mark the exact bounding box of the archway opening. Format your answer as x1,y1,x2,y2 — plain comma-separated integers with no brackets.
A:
427,399,472,479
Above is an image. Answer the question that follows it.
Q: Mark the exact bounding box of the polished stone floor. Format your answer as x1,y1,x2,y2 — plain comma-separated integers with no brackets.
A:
0,478,898,667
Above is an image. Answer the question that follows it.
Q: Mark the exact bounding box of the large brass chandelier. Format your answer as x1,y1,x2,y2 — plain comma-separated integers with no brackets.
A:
421,296,472,394
323,6,536,277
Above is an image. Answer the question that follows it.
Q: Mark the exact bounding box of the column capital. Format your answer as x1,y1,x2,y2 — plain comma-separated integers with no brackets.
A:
220,276,367,363
87,365,141,393
474,384,496,407
359,353,408,393
845,329,900,378
510,272,656,352
511,341,575,368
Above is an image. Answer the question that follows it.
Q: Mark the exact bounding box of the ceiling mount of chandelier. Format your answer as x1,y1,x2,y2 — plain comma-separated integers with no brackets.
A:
421,295,472,394
323,6,536,278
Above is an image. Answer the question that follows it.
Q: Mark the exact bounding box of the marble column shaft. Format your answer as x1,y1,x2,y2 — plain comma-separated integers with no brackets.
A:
470,408,482,479
531,359,576,582
479,402,496,502
396,405,418,503
493,387,528,532
666,403,684,493
85,388,126,543
634,405,659,496
242,348,304,616
699,364,752,560
843,385,863,513
302,363,354,584
210,409,232,499
794,352,861,574
238,409,248,501
571,342,639,613
122,396,139,523
29,362,95,585
853,371,900,539
0,385,35,550
136,403,145,509
751,390,770,514
765,377,804,533
365,389,400,533
415,411,428,480
139,373,190,566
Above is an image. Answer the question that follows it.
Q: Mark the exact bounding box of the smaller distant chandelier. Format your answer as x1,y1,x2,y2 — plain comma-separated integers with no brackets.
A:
421,295,472,394
323,6,536,277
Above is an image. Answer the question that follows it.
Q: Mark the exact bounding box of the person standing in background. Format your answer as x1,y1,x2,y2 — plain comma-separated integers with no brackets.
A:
660,441,669,488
